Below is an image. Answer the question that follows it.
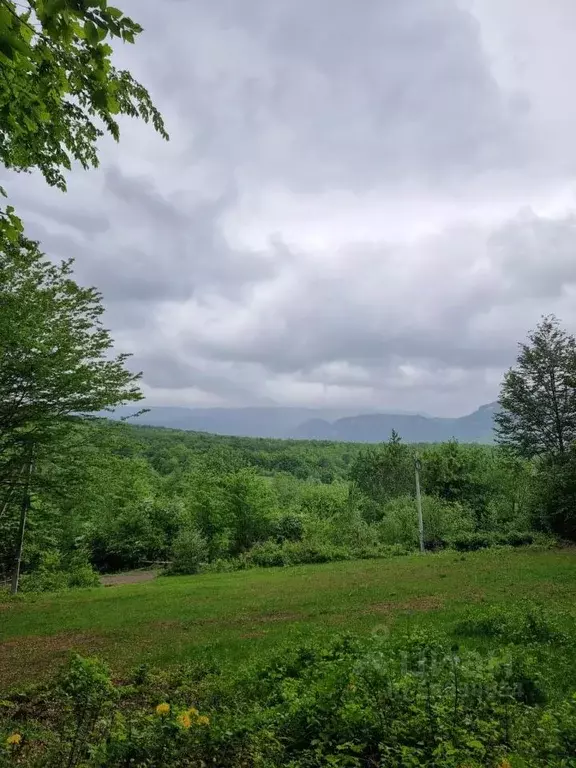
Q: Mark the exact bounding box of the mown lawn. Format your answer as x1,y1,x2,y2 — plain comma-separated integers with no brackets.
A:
1,547,576,691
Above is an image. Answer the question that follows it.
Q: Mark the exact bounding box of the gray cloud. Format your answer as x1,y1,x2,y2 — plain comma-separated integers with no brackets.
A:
134,351,274,405
127,0,524,193
6,0,576,416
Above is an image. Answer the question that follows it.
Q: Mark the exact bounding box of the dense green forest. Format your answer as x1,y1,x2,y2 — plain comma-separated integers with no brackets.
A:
2,308,576,590
0,414,557,590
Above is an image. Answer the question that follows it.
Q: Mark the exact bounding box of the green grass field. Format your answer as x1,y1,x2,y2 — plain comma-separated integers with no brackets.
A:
2,547,576,691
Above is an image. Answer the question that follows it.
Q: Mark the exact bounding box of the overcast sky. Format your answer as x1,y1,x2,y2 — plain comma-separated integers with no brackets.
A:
7,0,576,416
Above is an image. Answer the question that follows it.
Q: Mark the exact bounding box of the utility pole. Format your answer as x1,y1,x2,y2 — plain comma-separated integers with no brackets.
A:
10,446,34,595
414,456,424,553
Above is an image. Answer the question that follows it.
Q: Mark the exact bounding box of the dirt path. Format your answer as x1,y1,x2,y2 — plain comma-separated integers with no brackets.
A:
100,570,159,587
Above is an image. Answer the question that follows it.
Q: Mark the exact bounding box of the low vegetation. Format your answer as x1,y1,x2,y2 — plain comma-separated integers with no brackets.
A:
2,548,576,766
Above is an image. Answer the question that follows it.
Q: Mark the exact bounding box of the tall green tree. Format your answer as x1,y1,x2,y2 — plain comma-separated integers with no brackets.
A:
222,468,276,555
0,0,167,238
421,441,491,527
495,315,576,458
349,431,413,517
0,234,143,588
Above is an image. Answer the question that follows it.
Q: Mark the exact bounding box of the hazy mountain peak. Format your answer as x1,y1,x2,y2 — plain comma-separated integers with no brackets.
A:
104,403,498,443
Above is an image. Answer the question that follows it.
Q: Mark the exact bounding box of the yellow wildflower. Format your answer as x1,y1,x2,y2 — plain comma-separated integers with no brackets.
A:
6,733,22,746
155,702,170,716
188,707,199,717
197,715,210,726
498,761,512,768
177,712,192,729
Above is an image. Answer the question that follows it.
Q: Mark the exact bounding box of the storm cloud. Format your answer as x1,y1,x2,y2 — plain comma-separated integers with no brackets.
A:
6,0,576,415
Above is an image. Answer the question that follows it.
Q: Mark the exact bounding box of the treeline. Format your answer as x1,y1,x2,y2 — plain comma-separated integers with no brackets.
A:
0,416,546,590
3,312,576,590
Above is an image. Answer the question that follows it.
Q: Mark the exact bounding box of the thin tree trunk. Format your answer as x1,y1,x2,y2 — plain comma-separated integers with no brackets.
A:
10,449,34,596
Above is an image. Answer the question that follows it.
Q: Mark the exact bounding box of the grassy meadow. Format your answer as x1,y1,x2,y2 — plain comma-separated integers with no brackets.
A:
2,547,576,690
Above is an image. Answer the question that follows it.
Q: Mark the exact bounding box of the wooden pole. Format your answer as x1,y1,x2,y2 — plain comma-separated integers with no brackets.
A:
10,448,34,595
414,456,424,553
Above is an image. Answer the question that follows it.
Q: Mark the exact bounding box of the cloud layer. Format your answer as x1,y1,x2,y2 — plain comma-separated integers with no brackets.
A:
6,0,576,415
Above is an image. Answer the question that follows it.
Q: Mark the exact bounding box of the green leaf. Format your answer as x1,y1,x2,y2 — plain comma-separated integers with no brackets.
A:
84,19,99,45
106,6,123,19
92,88,108,109
0,37,14,61
107,95,119,114
466,739,484,751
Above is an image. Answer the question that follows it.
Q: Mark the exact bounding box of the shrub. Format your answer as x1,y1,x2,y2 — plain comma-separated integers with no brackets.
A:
4,633,576,767
19,569,71,593
379,494,475,550
272,513,304,543
89,501,172,573
248,540,350,567
169,527,209,575
446,531,496,551
455,601,568,646
249,540,287,568
222,468,277,554
531,451,576,541
19,551,100,593
298,481,349,519
496,530,535,547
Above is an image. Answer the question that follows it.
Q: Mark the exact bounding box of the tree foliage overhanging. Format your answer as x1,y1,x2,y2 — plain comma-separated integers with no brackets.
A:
0,0,167,238
0,0,166,588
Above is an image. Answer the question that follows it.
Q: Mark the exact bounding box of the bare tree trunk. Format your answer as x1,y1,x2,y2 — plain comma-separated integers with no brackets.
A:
10,450,34,595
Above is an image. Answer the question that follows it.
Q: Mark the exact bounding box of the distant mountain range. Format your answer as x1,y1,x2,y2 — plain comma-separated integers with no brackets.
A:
103,403,499,443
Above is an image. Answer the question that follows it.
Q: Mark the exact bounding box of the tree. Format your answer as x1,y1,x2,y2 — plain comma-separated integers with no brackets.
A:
530,448,576,540
349,431,413,516
170,527,208,575
222,468,276,554
495,316,576,458
421,441,491,527
0,233,143,588
0,0,167,238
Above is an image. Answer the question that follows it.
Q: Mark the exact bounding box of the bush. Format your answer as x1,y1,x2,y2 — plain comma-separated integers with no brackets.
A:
272,513,304,543
344,542,411,560
222,468,277,554
496,530,535,547
249,540,350,567
249,540,287,567
446,531,496,551
66,564,101,589
4,632,576,767
19,569,71,593
18,551,100,593
169,527,209,575
298,482,349,519
89,501,172,572
455,601,569,646
531,451,576,541
379,495,475,550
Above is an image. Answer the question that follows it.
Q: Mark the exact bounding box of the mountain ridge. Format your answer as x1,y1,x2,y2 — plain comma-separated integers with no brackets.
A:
104,403,499,443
